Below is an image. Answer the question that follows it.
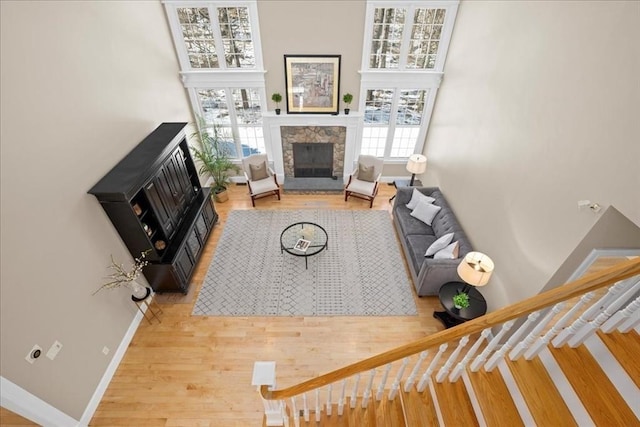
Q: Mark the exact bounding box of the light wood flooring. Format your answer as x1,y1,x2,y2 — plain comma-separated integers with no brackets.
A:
86,184,443,426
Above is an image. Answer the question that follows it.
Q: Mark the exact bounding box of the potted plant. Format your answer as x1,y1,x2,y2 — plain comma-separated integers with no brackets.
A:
271,92,283,115
452,292,470,310
190,117,239,203
342,93,353,115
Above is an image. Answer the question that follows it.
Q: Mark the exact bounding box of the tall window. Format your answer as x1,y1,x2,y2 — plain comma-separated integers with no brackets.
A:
360,1,458,161
165,1,266,159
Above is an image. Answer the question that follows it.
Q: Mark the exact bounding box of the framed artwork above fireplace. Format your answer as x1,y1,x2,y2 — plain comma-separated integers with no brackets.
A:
284,55,341,114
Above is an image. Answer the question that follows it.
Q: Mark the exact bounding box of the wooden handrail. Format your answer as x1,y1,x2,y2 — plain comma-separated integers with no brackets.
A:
261,257,640,400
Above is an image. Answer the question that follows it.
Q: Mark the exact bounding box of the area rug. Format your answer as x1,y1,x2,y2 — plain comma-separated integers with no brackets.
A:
192,210,417,316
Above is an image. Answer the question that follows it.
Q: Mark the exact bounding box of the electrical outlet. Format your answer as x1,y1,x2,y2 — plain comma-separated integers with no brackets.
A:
46,340,63,360
25,345,42,364
102,346,110,355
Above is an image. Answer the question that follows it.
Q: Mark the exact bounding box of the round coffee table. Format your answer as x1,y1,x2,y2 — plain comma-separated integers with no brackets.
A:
280,222,328,269
433,281,487,328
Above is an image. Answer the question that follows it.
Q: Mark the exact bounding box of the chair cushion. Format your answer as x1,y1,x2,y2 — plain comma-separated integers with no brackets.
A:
410,200,442,226
250,176,278,195
346,178,376,196
250,161,269,181
358,163,375,182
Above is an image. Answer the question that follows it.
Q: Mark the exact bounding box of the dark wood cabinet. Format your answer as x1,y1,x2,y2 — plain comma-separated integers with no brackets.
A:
88,122,217,293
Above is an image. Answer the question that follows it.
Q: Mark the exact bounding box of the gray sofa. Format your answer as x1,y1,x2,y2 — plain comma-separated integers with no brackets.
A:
392,187,473,296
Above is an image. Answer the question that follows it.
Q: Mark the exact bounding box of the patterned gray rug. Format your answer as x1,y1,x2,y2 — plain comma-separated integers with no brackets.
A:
192,210,417,316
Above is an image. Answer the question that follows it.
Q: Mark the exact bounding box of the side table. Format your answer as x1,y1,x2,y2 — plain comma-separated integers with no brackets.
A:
389,179,423,202
433,281,487,329
132,287,164,324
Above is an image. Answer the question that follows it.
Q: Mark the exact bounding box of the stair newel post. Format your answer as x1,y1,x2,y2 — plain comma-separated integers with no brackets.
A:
470,320,514,372
349,374,361,409
326,384,333,416
302,393,309,423
376,363,392,400
436,336,469,382
252,361,286,426
568,279,640,347
314,389,320,423
510,303,565,360
404,351,428,392
601,295,640,333
553,281,629,347
450,329,491,382
362,369,377,408
618,305,640,332
388,358,409,400
337,379,347,416
485,311,540,371
525,292,595,359
417,343,447,392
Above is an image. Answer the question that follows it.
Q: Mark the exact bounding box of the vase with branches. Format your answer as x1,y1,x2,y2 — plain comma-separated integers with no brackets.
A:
93,251,150,297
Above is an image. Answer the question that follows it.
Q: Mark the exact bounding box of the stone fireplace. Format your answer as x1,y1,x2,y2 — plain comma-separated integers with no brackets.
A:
281,126,346,178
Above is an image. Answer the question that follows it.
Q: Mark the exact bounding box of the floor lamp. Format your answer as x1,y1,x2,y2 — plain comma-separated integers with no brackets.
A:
406,154,427,186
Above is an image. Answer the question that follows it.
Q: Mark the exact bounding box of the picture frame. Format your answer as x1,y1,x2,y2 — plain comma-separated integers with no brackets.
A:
284,55,341,114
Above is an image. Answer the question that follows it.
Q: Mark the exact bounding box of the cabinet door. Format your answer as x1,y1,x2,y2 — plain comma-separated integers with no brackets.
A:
175,245,195,286
172,148,195,205
186,226,202,259
202,198,217,227
162,155,187,217
144,179,175,238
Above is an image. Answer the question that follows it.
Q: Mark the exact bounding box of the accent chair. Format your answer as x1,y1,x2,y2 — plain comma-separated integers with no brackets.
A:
344,155,384,208
241,154,281,207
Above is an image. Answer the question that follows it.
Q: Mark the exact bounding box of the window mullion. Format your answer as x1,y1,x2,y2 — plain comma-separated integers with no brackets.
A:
398,5,414,70
383,91,401,159
210,5,227,70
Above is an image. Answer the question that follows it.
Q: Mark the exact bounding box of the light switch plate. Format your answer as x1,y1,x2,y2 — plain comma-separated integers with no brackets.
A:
46,340,63,360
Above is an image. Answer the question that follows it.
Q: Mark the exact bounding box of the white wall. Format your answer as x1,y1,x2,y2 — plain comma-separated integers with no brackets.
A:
0,1,191,419
425,1,640,309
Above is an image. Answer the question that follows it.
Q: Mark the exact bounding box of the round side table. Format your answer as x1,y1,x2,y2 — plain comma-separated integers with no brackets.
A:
433,281,487,329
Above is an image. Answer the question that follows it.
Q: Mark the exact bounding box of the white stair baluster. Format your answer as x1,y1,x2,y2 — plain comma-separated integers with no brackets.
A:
362,369,376,408
553,282,629,347
388,358,410,400
470,320,514,372
315,389,320,423
568,280,640,347
450,329,491,382
618,308,640,332
602,295,640,333
485,312,540,371
337,379,346,416
525,292,595,359
510,303,565,360
350,373,361,408
326,384,332,416
291,397,299,427
417,344,447,392
302,393,309,422
436,336,469,382
404,351,428,392
376,363,392,401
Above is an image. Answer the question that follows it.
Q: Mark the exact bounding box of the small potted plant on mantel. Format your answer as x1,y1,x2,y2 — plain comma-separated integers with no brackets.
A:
271,92,283,115
452,292,470,310
190,116,239,203
342,93,353,115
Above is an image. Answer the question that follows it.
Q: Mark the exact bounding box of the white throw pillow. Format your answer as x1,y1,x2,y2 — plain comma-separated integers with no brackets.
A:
434,241,460,259
406,188,435,210
425,232,454,257
410,200,441,226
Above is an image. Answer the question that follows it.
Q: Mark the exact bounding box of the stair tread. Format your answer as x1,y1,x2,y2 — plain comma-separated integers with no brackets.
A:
376,395,407,427
466,366,524,427
319,404,350,427
401,387,438,427
347,397,376,427
596,330,640,389
506,355,577,426
432,376,479,426
549,343,639,426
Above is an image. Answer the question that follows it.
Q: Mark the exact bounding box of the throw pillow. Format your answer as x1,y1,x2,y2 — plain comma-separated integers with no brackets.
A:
406,188,435,210
434,241,460,259
250,161,268,181
425,232,454,257
410,200,441,226
358,163,375,182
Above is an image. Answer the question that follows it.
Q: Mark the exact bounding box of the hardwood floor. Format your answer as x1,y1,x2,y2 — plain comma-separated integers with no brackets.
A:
89,183,444,426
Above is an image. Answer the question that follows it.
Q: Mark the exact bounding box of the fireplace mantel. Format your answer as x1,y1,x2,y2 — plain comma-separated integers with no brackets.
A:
263,112,362,181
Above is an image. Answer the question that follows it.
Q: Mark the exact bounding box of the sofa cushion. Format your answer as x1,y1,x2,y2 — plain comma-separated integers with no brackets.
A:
394,205,435,237
405,234,437,273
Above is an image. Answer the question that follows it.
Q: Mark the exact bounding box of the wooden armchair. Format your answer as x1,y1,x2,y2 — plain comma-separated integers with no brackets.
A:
241,154,281,207
344,155,384,208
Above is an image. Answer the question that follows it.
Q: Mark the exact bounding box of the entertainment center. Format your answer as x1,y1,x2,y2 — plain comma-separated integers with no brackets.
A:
88,122,217,293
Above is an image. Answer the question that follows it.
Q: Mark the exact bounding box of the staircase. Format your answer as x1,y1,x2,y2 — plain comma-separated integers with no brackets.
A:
253,258,640,426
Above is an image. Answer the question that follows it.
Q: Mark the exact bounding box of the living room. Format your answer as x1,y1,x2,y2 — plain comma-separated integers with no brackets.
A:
1,0,638,425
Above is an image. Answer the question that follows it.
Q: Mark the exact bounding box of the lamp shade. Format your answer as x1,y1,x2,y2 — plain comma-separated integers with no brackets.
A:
457,251,494,287
406,154,427,174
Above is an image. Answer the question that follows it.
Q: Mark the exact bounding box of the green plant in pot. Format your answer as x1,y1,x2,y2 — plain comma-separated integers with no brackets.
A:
190,117,239,203
342,93,353,115
452,292,470,310
271,92,283,115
